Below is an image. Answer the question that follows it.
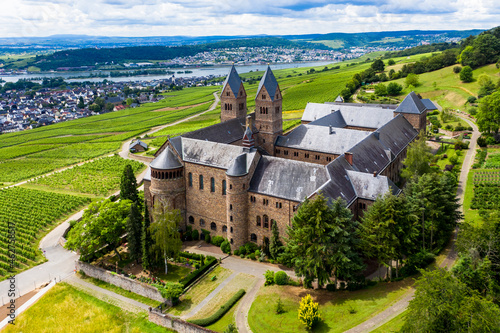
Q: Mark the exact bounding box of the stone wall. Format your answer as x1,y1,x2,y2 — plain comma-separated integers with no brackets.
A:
129,154,154,163
149,310,216,333
75,261,165,302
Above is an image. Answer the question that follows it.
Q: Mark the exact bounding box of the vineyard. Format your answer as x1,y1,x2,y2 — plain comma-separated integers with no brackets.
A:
484,153,500,169
31,156,145,196
0,187,90,278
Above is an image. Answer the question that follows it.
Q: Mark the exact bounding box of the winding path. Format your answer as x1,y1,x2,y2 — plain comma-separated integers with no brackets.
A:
345,114,480,333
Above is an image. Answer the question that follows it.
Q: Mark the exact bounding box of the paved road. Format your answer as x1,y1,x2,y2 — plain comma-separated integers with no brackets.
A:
346,115,480,333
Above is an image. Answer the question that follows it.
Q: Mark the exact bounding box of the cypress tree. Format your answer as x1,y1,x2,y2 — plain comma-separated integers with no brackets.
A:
142,200,154,271
120,164,139,205
270,221,283,260
126,202,143,263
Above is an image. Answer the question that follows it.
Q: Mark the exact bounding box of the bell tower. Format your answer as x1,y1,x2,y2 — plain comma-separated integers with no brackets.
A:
220,65,247,122
254,66,282,155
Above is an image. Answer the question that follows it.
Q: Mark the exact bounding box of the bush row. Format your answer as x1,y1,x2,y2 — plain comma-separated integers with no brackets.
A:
189,289,246,327
178,256,217,289
178,251,204,261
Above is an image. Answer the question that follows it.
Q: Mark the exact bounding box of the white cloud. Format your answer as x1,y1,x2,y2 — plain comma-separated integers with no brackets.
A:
0,0,497,37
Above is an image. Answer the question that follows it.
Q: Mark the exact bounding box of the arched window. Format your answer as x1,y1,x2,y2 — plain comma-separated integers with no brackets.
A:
230,238,234,244
211,177,215,192
250,233,257,242
188,173,192,187
188,216,194,224
211,222,217,231
222,225,227,232
222,180,226,195
230,226,233,233
256,216,261,227
199,175,204,189
200,219,205,227
263,215,269,228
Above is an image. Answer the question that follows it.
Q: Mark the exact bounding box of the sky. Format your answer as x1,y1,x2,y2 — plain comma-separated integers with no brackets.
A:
2,0,499,38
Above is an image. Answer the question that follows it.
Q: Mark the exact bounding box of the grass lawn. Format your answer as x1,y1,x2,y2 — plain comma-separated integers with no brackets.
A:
188,273,256,320
78,273,162,308
434,144,465,170
205,298,242,333
154,263,194,282
3,283,173,333
248,279,413,333
166,266,233,317
370,311,406,333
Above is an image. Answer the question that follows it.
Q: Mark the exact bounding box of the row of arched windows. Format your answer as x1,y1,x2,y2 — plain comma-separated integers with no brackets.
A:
224,103,233,110
188,173,227,195
259,106,268,114
256,215,275,229
152,169,182,180
188,215,231,233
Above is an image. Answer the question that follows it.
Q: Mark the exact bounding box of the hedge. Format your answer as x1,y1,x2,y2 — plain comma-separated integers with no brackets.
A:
189,289,246,326
179,257,217,289
179,252,204,261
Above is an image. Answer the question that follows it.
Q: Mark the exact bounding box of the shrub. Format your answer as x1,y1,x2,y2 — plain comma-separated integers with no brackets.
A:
264,270,275,286
179,252,204,261
240,254,245,258
248,253,256,260
244,242,259,254
298,294,322,330
178,256,217,289
467,96,477,104
255,250,260,257
238,246,247,255
233,249,240,256
326,283,336,292
220,240,231,254
449,154,458,165
274,271,288,285
155,282,183,300
224,324,238,333
189,289,246,326
275,297,285,314
192,229,199,241
211,235,225,247
400,251,436,277
453,66,462,74
204,234,211,244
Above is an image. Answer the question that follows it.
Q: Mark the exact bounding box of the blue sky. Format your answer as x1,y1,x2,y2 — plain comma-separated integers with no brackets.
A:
2,0,499,37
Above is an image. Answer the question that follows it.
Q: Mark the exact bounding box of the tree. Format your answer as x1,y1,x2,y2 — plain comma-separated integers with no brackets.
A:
477,74,497,98
371,59,385,72
150,204,183,274
401,132,433,179
105,102,114,112
77,96,85,109
126,202,143,263
477,91,500,133
401,268,500,333
269,220,283,260
126,97,134,106
223,323,238,333
387,59,396,66
298,294,322,330
405,73,420,88
281,195,363,288
94,97,105,111
386,82,403,96
120,164,139,205
374,83,387,96
459,66,474,83
142,202,155,271
66,199,131,261
155,282,183,302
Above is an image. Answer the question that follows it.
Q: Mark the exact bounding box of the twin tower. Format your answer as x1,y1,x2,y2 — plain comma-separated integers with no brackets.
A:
220,65,283,154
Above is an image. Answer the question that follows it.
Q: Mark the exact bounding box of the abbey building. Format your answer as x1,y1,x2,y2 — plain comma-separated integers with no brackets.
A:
144,65,429,249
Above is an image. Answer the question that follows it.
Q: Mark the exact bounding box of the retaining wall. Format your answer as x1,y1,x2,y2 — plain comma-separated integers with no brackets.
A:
149,310,216,333
75,261,165,302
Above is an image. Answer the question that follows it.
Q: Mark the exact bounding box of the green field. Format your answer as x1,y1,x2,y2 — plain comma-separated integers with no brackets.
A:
0,187,90,279
248,280,412,333
28,155,145,196
3,283,173,333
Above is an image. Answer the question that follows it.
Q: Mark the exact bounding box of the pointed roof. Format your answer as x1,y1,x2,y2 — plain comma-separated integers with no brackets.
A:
242,126,255,148
150,146,182,170
257,66,279,101
222,64,242,96
226,153,248,177
395,92,427,114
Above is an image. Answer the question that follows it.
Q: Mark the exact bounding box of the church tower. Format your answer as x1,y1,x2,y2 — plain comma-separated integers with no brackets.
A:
254,66,282,155
220,65,247,122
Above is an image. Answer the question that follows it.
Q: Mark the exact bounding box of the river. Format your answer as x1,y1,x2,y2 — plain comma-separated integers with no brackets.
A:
0,61,335,83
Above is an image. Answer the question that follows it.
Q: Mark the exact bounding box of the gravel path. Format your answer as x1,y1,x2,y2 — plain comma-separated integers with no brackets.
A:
346,114,479,333
235,278,264,333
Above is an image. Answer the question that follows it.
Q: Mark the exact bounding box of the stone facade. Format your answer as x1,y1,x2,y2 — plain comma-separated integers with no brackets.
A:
274,146,337,165
149,310,216,333
395,111,427,133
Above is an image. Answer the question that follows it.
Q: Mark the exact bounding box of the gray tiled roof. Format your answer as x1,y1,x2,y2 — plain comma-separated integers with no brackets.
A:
249,156,328,202
421,99,438,110
182,117,246,144
226,153,248,177
376,114,418,156
395,92,427,114
130,139,148,149
150,147,182,170
308,111,346,128
320,156,357,205
301,103,336,122
181,137,246,169
143,167,151,181
257,66,279,101
346,170,400,200
276,124,371,155
221,65,242,96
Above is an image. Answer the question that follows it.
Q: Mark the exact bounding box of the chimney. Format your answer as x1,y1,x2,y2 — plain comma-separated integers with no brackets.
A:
373,131,380,140
373,171,377,177
329,125,335,135
345,152,353,166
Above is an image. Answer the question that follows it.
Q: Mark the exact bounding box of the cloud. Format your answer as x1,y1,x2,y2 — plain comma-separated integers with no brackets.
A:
0,0,497,38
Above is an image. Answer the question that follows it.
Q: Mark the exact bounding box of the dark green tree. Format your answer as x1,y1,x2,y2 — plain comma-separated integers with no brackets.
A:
477,90,500,133
281,195,363,288
126,202,143,263
142,202,155,271
401,132,433,179
387,59,396,66
386,82,403,96
120,164,139,205
269,220,283,260
459,65,474,83
77,96,85,109
371,59,385,72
